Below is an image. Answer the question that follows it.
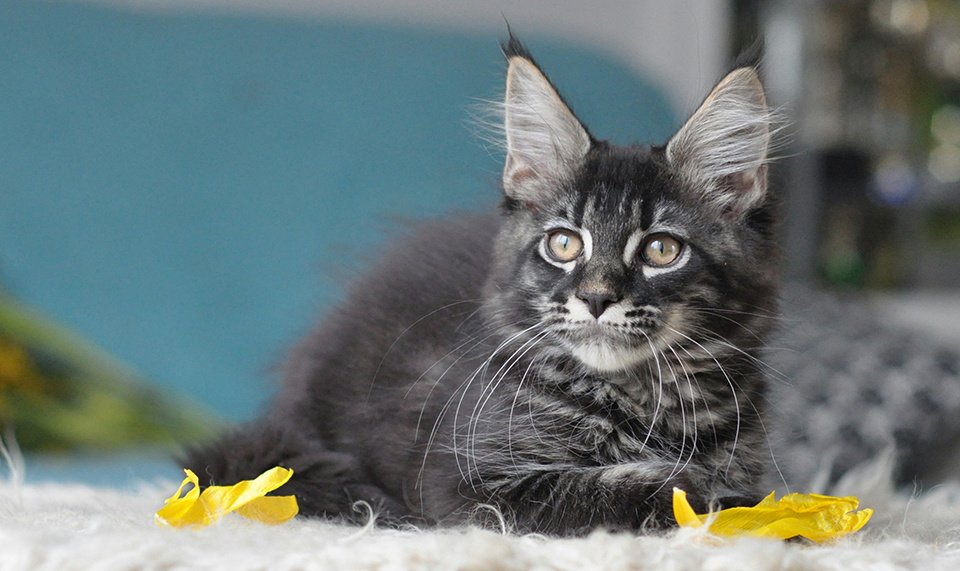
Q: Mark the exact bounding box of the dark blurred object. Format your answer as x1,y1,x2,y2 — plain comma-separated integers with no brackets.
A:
749,0,960,288
0,293,222,452
768,282,960,492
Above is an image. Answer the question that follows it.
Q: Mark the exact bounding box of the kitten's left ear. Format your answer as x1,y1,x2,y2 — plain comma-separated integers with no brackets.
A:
502,50,591,207
666,67,771,216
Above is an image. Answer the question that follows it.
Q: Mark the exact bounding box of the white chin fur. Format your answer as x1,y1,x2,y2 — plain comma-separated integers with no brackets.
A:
571,343,646,372
563,297,648,371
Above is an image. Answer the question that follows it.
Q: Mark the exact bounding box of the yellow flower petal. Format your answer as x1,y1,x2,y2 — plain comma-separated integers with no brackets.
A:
156,467,299,529
235,496,301,525
155,469,209,527
672,488,872,542
672,488,703,528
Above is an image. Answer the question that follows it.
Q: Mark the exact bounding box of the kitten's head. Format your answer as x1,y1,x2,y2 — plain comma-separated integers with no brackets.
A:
485,38,780,374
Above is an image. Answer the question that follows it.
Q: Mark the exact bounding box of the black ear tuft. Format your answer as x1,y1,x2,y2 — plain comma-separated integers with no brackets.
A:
498,32,593,144
730,37,764,73
501,31,535,63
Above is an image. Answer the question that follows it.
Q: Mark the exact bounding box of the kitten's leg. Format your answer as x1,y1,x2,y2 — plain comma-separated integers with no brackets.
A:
480,462,758,536
181,422,410,524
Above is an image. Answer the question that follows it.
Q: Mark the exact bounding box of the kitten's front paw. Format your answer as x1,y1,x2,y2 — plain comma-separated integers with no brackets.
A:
665,474,760,514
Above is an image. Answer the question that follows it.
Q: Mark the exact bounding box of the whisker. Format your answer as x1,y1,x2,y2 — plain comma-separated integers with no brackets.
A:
661,347,692,484
451,321,546,490
664,324,743,476
367,299,482,400
468,328,552,483
668,344,701,474
672,341,721,453
416,318,540,495
507,353,547,473
678,319,791,385
637,331,666,455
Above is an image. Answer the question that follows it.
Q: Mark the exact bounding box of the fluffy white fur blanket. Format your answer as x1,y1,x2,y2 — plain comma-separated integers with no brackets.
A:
3,464,960,571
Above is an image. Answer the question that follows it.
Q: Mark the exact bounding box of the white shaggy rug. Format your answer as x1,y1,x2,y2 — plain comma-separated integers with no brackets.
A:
4,459,960,571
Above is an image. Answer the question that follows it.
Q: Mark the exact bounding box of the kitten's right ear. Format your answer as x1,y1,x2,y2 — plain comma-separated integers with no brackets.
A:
502,48,591,207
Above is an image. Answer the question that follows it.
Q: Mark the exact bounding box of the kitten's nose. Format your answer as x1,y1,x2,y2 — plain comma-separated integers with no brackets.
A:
578,292,619,319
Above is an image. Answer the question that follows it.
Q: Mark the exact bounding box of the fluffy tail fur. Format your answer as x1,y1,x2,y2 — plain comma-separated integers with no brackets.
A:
180,422,408,523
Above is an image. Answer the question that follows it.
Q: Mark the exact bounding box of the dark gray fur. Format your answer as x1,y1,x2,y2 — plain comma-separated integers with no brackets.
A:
183,39,960,536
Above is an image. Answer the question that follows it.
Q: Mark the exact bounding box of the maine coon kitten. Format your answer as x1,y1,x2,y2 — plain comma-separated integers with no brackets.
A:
185,37,781,535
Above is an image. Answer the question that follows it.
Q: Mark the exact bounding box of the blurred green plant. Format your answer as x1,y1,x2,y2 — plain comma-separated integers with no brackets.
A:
0,294,222,452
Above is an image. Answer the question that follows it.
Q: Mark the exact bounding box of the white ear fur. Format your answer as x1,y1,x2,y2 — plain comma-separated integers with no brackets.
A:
666,68,772,214
503,57,591,205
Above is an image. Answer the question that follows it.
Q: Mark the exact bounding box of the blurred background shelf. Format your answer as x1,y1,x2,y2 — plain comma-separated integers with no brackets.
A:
747,0,960,288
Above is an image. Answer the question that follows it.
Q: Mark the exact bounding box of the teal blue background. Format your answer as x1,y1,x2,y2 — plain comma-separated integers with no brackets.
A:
0,0,677,421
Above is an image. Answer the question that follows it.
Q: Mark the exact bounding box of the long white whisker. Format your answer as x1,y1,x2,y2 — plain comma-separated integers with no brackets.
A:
667,344,700,478
451,321,546,490
672,341,720,452
416,318,539,497
638,331,665,455
468,329,551,483
367,299,481,400
413,321,508,438
661,348,688,482
665,325,743,475
508,353,546,473
681,321,791,386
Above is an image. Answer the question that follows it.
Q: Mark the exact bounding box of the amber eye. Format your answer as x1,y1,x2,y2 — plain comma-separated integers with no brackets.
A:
546,230,584,262
642,234,682,266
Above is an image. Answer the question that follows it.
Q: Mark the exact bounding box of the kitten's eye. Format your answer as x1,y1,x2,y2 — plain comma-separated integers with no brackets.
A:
546,230,584,262
642,234,682,266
